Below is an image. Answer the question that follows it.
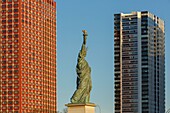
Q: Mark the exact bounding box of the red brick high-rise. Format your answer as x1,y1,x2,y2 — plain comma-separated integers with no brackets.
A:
0,0,57,113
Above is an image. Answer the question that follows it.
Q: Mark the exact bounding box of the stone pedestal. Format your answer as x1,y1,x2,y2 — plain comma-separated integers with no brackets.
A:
65,103,96,113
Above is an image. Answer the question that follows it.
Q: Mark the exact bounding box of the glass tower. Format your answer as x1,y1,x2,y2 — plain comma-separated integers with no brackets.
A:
114,11,165,113
0,0,57,113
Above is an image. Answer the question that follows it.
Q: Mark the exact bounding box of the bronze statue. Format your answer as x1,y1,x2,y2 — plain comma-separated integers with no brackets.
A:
70,30,92,104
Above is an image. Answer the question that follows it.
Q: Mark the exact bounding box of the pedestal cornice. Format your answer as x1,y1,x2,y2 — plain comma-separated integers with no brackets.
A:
65,103,96,107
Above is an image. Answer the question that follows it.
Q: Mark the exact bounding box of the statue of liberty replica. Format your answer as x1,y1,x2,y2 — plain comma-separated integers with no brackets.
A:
66,30,95,113
71,30,92,104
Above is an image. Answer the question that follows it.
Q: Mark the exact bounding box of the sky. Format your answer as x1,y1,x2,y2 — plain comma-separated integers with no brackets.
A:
56,0,170,113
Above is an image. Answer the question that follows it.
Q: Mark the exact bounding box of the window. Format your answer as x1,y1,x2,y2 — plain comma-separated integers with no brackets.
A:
8,9,12,13
2,56,6,58
8,91,13,95
2,101,7,105
14,40,18,43
8,80,12,84
8,40,12,43
14,4,18,7
2,40,6,44
2,71,6,74
8,4,12,8
8,15,12,18
2,25,6,28
2,76,6,79
14,45,18,48
14,106,19,110
2,86,6,90
14,86,19,89
2,20,6,23
2,5,6,8
14,19,18,22
2,50,6,54
14,60,18,63
8,45,12,48
8,65,12,68
14,9,18,12
14,91,19,94
14,70,19,73
2,91,7,94
8,101,13,104
8,86,13,89
8,96,13,99
2,106,7,110
8,70,12,74
14,34,18,38
14,65,18,68
2,15,6,18
14,29,18,32
2,35,6,38
14,96,19,99
2,10,6,13
2,45,6,48
2,0,6,3
14,24,18,27
14,50,18,53
8,30,12,33
8,60,12,63
14,101,19,104
2,30,6,33
8,25,12,28
8,35,12,38
14,14,19,17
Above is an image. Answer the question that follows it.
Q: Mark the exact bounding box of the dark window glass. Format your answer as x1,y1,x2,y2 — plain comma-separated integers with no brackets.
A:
8,9,12,13
14,9,18,12
14,4,18,7
8,35,12,38
8,4,12,8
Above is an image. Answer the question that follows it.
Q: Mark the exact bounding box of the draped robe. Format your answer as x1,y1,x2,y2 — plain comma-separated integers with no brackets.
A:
71,44,92,103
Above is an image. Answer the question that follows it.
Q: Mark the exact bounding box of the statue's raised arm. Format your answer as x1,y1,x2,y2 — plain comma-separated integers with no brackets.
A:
70,30,92,104
82,30,88,45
